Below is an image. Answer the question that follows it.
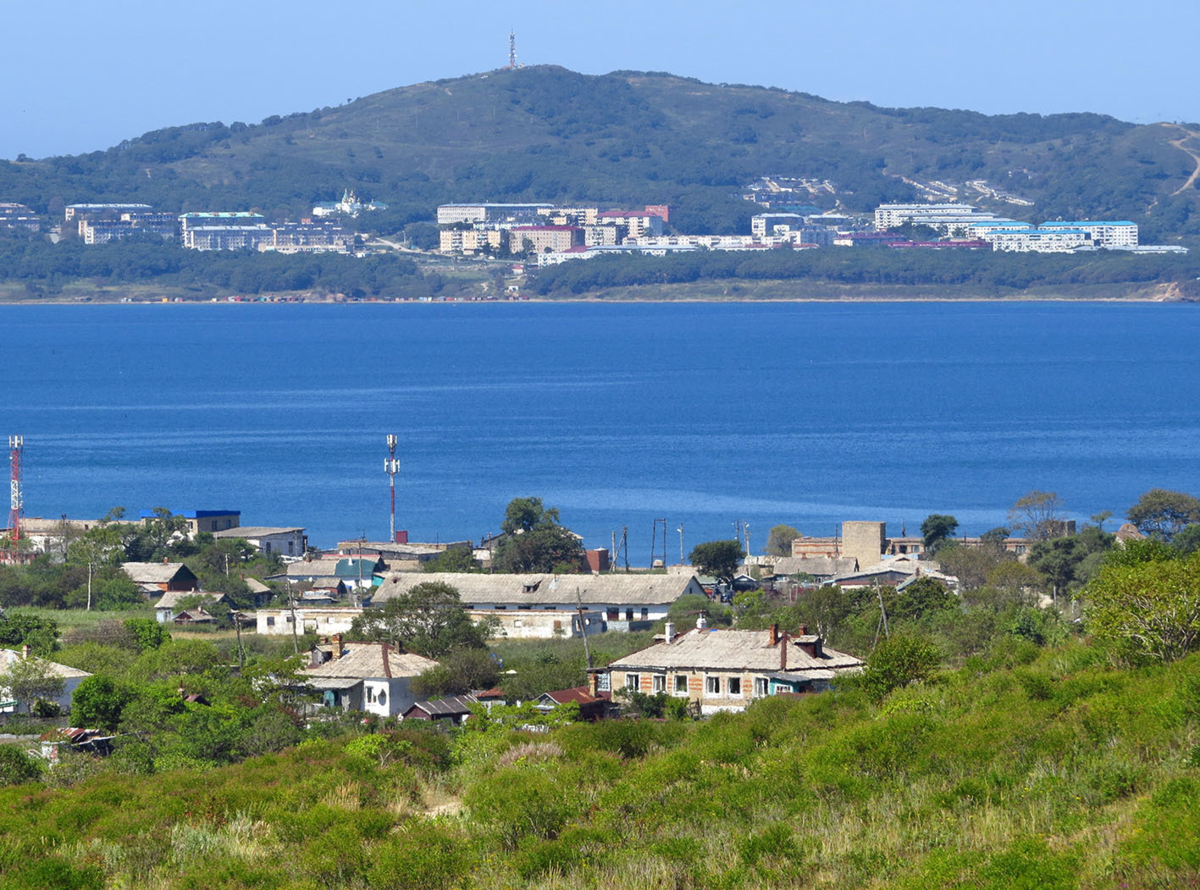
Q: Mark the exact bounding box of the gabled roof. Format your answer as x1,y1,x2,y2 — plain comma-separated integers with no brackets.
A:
374,572,701,607
0,649,91,680
303,642,437,681
122,562,197,584
212,526,304,539
154,591,229,610
603,628,862,676
245,578,272,594
536,686,600,706
405,694,478,717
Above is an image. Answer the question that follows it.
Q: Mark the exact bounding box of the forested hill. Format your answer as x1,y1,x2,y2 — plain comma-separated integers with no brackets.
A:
3,66,1200,240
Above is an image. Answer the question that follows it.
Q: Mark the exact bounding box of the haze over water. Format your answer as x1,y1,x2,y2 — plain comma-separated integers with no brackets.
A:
3,301,1198,562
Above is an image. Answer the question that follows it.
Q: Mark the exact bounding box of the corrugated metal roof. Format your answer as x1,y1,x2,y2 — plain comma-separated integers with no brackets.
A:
408,694,478,716
122,562,195,584
0,649,91,679
154,591,229,610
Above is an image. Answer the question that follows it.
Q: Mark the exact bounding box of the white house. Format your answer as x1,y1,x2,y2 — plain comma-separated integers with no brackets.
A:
153,591,231,623
592,623,863,715
213,526,307,558
0,648,91,715
303,640,437,718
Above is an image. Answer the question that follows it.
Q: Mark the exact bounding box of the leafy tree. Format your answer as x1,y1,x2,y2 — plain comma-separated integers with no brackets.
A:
351,581,493,658
883,577,956,622
124,618,170,653
423,546,478,573
71,676,131,731
1174,524,1200,556
0,655,65,714
501,497,559,534
1126,488,1200,541
857,634,941,701
980,526,1012,552
920,514,959,553
410,648,500,697
1008,490,1068,541
765,524,800,558
121,507,187,561
0,612,59,656
1084,551,1200,662
688,540,744,584
67,519,123,611
493,524,584,574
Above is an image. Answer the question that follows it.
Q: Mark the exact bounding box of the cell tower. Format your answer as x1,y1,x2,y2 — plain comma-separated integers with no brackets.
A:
507,29,519,69
384,435,400,543
4,436,24,562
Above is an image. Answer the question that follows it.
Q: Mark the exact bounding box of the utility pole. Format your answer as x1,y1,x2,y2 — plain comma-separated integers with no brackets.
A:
574,586,593,670
677,524,684,563
384,435,400,543
287,580,299,656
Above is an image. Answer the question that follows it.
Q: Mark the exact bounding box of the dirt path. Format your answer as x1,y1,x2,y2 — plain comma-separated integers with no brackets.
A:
1164,123,1200,196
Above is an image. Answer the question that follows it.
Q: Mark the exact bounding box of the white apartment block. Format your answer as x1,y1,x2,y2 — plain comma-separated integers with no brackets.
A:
1038,221,1137,248
874,203,989,230
436,203,554,225
988,229,1091,253
438,228,505,255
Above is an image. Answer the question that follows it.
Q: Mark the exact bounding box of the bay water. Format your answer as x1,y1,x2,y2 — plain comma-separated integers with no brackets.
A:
2,301,1198,562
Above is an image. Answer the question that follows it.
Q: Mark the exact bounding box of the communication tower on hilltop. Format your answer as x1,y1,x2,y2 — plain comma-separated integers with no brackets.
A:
507,30,521,70
384,435,400,543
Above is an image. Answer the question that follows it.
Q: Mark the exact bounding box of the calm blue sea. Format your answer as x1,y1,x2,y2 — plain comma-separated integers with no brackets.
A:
2,301,1198,562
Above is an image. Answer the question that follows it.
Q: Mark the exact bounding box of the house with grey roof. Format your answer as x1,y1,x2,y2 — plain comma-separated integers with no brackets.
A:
591,622,863,715
303,640,438,718
213,526,307,559
374,572,704,634
401,694,479,724
122,562,200,596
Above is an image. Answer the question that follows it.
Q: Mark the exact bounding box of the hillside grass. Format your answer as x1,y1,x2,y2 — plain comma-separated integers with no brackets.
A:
2,638,1197,889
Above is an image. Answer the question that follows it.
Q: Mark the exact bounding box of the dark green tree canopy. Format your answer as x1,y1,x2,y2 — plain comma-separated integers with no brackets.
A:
500,497,560,535
919,514,959,552
1126,488,1200,541
350,581,493,659
492,497,584,574
688,540,744,584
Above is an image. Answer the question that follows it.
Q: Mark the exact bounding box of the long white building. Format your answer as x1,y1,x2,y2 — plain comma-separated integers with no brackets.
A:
1038,221,1137,248
874,203,991,231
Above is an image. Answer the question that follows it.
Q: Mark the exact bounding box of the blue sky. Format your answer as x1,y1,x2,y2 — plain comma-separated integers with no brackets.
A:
3,0,1197,160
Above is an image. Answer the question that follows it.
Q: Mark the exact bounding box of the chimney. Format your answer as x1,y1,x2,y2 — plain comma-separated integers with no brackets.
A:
21,644,31,660
769,624,779,647
799,624,808,636
163,556,169,564
332,633,344,660
696,614,708,630
664,622,675,644
779,631,788,670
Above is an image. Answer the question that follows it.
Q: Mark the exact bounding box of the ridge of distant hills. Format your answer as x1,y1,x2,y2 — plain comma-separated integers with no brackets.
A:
3,65,1200,240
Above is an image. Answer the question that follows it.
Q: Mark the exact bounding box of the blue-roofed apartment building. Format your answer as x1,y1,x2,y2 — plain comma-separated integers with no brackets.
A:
140,509,240,536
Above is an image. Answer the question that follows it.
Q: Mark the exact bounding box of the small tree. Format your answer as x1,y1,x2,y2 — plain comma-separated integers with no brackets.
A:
858,634,941,701
919,514,959,554
68,520,123,611
1008,491,1068,541
765,525,800,558
689,540,744,584
71,676,130,731
0,746,42,786
351,581,493,658
0,655,65,715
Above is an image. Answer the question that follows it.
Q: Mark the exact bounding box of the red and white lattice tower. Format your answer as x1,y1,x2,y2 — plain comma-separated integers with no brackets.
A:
8,435,23,544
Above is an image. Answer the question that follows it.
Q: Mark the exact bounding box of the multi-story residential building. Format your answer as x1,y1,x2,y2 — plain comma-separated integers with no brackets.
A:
1037,221,1137,248
988,228,1092,253
511,225,584,254
179,212,270,251
64,203,152,222
751,212,807,239
874,203,991,231
436,203,554,225
597,210,664,239
79,211,178,244
266,220,352,254
438,228,507,255
0,203,41,232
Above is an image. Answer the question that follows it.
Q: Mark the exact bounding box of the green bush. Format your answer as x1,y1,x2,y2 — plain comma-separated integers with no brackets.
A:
0,745,42,786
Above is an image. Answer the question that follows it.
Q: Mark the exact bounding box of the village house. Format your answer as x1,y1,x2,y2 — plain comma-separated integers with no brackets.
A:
153,591,231,624
0,647,92,715
334,539,474,572
121,561,200,597
303,638,438,718
213,526,307,558
591,621,863,715
533,686,606,721
372,572,705,637
283,556,384,592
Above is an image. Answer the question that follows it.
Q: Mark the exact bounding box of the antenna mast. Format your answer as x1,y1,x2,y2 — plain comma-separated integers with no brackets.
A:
384,435,400,543
4,435,23,563
508,29,518,69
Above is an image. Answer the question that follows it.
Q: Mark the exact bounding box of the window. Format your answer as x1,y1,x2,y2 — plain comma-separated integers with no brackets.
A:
728,677,742,696
366,687,375,703
266,617,275,627
754,677,769,697
706,676,721,695
652,674,666,693
597,673,611,692
674,674,689,694
377,690,386,706
625,673,640,690
625,608,634,621
513,618,522,627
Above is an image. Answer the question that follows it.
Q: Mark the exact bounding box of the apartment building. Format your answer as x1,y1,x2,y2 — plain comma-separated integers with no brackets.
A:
0,203,41,232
